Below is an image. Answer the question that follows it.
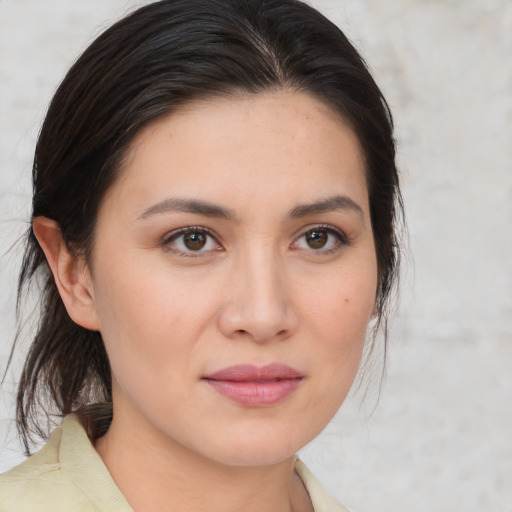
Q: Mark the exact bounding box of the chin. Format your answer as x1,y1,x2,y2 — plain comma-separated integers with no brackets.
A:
211,445,298,468
195,425,315,468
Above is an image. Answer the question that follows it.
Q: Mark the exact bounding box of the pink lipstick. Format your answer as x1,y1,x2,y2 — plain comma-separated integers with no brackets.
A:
203,364,303,406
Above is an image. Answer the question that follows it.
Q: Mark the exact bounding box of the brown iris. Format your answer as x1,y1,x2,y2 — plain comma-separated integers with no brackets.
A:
305,229,328,249
183,231,207,250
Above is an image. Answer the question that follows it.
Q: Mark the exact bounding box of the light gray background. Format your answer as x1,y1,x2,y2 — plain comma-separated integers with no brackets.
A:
1,1,511,511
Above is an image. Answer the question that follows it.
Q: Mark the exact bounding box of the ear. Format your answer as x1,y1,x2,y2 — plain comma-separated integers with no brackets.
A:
33,217,100,331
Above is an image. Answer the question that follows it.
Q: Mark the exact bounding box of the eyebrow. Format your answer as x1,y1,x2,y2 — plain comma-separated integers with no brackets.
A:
287,195,364,219
138,198,235,220
138,194,363,222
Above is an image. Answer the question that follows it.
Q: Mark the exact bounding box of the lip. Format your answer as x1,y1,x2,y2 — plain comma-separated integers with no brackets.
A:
203,364,303,407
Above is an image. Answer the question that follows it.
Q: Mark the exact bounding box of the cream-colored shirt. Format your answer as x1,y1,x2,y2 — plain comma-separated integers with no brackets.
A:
0,415,350,512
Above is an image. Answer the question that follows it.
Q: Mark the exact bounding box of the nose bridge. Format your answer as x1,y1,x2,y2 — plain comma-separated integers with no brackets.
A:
219,240,296,342
244,243,284,314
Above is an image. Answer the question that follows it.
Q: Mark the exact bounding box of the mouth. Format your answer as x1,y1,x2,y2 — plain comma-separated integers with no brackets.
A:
202,363,303,407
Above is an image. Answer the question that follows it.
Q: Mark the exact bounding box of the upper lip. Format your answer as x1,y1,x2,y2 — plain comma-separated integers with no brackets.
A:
203,363,303,382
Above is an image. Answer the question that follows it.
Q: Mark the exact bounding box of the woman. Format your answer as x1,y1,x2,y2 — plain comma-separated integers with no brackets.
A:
0,0,402,511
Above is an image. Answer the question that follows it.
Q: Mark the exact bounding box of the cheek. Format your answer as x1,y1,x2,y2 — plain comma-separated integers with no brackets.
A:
305,264,376,342
91,263,209,378
288,264,376,437
92,260,241,402
300,257,377,385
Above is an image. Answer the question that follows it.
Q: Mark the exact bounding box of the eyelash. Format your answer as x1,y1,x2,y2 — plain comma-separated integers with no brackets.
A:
161,224,349,257
162,226,221,257
291,224,349,255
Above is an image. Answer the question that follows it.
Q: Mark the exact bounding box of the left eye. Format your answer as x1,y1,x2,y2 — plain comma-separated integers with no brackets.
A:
164,228,220,253
293,227,345,252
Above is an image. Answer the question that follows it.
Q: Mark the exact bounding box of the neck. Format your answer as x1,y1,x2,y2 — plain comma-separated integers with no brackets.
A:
94,405,312,512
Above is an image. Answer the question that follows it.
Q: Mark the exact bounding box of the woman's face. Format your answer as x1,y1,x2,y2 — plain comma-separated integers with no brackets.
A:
86,91,377,466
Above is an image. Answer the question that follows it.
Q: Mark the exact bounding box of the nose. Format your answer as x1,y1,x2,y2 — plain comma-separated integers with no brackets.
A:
217,250,297,343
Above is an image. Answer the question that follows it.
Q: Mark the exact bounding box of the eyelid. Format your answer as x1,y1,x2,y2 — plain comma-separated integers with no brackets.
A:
160,223,349,257
290,223,349,253
162,225,223,256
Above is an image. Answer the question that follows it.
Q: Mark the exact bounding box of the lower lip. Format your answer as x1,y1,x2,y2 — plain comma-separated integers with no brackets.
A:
204,378,302,406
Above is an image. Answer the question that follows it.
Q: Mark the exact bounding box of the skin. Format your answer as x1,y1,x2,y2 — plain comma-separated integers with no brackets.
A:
34,90,377,512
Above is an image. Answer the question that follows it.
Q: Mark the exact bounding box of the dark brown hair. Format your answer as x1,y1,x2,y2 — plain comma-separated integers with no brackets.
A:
9,0,403,453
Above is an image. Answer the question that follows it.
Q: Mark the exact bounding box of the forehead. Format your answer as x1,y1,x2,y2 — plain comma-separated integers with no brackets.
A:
104,90,368,219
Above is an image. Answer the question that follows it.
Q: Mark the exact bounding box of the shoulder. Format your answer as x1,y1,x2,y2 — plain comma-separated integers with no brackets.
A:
295,459,353,512
0,420,81,511
0,415,131,512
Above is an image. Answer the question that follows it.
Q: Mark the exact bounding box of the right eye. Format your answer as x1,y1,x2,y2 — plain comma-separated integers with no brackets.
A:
163,226,222,256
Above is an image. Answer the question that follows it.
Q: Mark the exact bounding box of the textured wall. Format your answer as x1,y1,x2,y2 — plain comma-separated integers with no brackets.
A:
1,1,511,511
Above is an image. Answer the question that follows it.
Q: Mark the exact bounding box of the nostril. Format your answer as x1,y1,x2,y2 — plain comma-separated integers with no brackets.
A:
216,297,297,342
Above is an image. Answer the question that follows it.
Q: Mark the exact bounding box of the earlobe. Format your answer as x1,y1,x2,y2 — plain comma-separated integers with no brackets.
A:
32,217,100,331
